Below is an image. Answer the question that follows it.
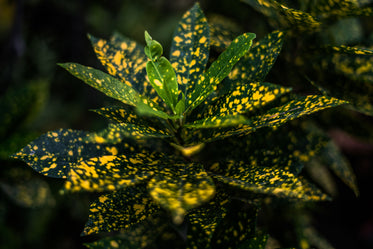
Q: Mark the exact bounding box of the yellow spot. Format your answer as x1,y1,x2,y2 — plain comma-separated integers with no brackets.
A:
154,79,163,87
174,36,183,43
94,136,105,143
113,51,122,65
106,147,118,155
110,241,119,248
172,50,181,57
68,151,73,156
199,36,207,43
133,204,145,215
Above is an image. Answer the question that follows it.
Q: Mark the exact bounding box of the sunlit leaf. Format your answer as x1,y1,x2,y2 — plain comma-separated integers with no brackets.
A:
65,153,163,192
148,162,215,224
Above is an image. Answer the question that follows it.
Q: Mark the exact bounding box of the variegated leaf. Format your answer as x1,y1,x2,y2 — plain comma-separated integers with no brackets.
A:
65,153,163,192
187,33,256,111
11,129,139,178
88,123,171,144
185,114,249,129
148,162,215,224
211,160,329,200
170,3,210,97
82,186,160,235
89,33,160,102
186,192,231,249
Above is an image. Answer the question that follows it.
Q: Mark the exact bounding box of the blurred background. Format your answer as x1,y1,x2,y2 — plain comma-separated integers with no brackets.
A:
0,0,372,248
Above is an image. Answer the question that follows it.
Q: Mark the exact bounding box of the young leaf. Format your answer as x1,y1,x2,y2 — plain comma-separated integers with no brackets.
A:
12,129,138,178
187,32,256,111
148,162,215,224
169,2,210,97
65,154,162,192
82,186,160,235
145,32,179,111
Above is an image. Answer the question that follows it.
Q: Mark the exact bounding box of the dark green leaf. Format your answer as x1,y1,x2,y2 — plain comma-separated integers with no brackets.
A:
185,114,249,129
12,129,139,178
88,123,171,144
65,153,163,192
82,186,160,235
148,162,215,224
187,32,256,111
170,2,210,97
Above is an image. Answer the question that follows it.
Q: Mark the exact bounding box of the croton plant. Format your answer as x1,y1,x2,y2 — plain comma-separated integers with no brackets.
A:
13,3,349,249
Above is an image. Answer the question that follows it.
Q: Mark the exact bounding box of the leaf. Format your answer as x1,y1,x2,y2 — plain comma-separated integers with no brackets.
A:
85,215,167,249
197,82,291,119
12,129,139,178
88,33,158,102
208,14,242,50
65,153,163,192
146,57,178,110
148,162,215,224
186,192,231,249
82,185,160,235
211,202,260,249
88,123,171,144
185,114,249,129
321,141,359,196
326,45,373,55
237,234,269,249
222,30,285,93
212,160,329,201
170,2,210,97
187,32,256,111
242,0,321,32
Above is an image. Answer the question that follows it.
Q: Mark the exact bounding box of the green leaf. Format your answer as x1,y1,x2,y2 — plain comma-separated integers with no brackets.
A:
187,32,256,111
185,114,249,129
321,141,359,196
12,129,138,178
82,186,160,235
144,32,178,111
146,57,178,110
211,202,259,249
229,30,285,84
197,82,291,119
88,123,171,144
242,0,321,32
65,153,162,192
237,234,269,249
135,101,178,119
59,63,139,106
186,192,231,249
212,160,329,201
148,162,215,224
169,2,210,97
88,33,159,102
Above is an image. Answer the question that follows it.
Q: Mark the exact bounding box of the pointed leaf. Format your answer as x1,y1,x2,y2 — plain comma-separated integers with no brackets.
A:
212,202,260,249
212,161,329,200
65,153,163,192
197,82,291,119
11,129,139,178
148,162,215,224
185,114,249,129
82,186,160,235
146,56,178,109
170,2,210,96
89,33,159,101
186,192,231,249
88,123,170,144
187,32,256,111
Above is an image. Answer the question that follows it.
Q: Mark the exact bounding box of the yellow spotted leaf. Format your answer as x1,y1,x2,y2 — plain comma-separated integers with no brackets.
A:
82,186,160,235
170,2,210,97
148,163,215,224
65,153,162,192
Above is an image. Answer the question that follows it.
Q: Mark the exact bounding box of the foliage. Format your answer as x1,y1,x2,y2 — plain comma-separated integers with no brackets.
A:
12,2,361,249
